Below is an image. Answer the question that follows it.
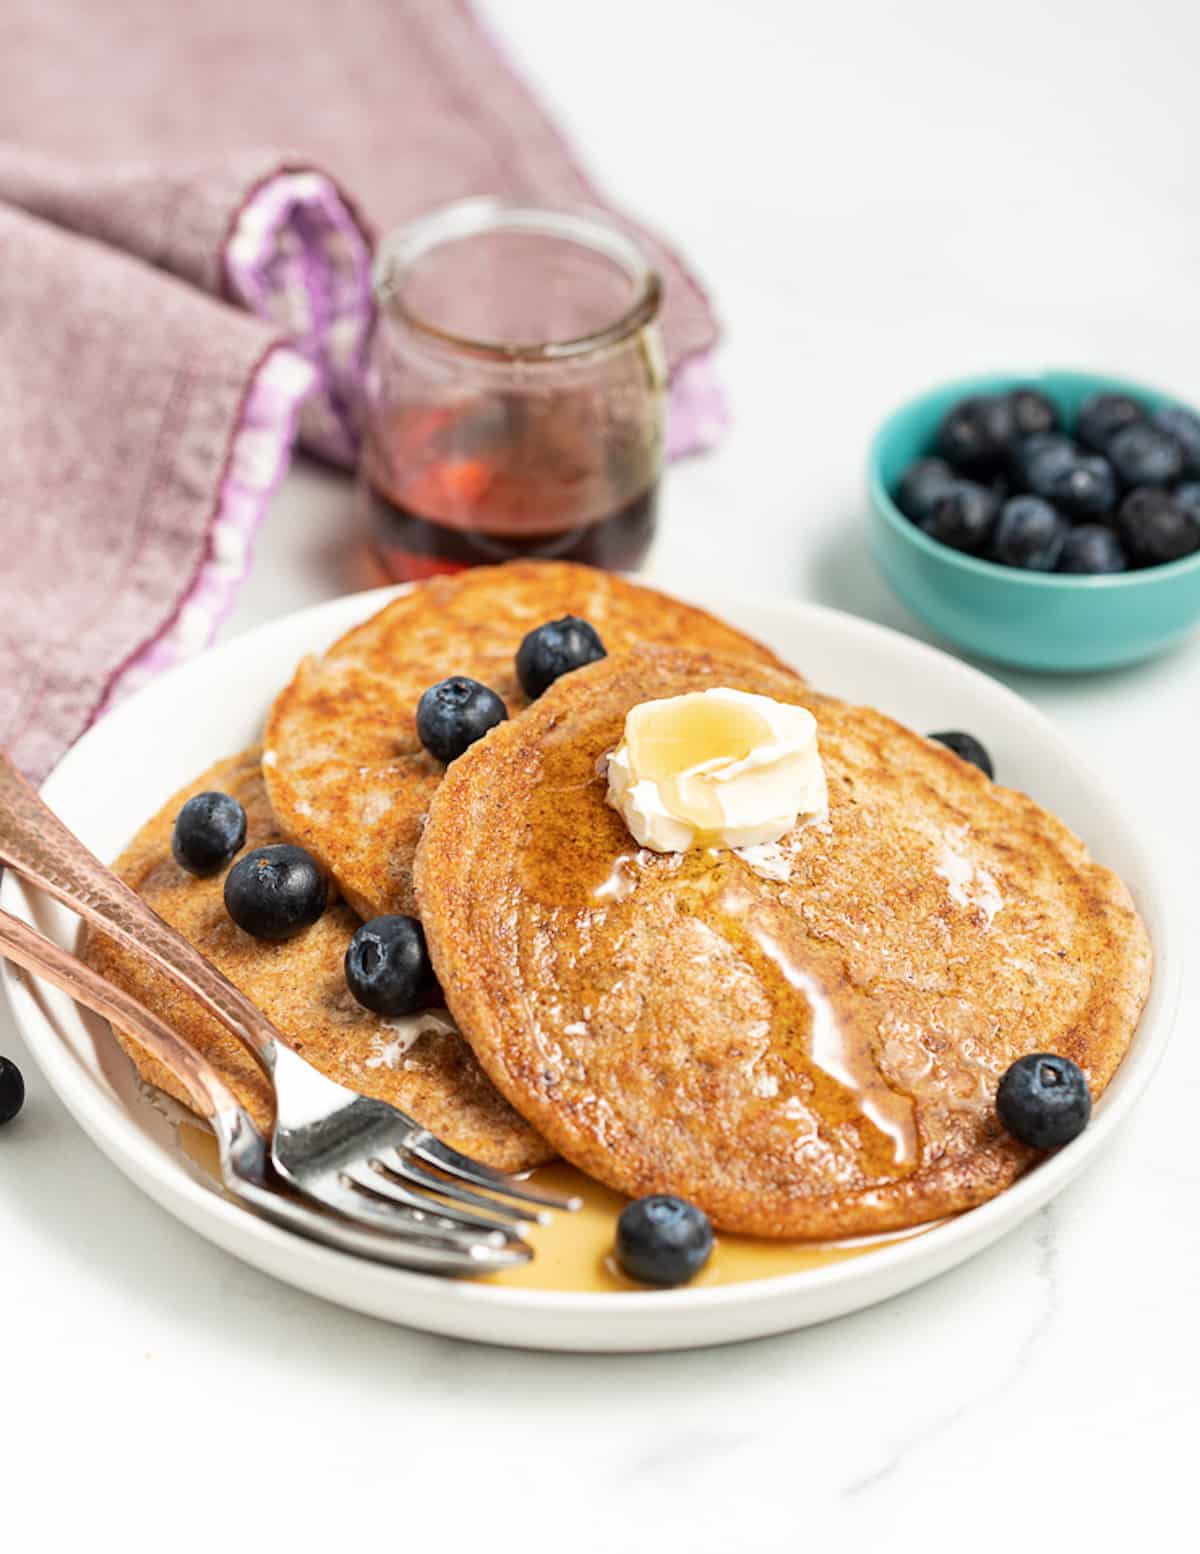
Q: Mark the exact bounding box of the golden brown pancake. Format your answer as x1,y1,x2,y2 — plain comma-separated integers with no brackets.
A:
414,646,1152,1237
263,561,798,919
83,749,552,1172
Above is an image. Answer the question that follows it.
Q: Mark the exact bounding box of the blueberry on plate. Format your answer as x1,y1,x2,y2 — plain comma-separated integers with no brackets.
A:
416,676,508,763
1016,434,1078,499
989,495,1068,571
996,1053,1091,1150
1151,404,1200,479
1116,488,1200,567
1056,524,1127,575
615,1194,713,1287
1106,421,1184,489
936,395,1014,473
1042,453,1117,519
896,457,957,523
515,616,607,699
0,1056,25,1126
345,915,439,1017
918,480,998,554
224,844,327,941
927,731,994,779
1075,391,1144,454
1008,387,1059,440
1174,481,1200,525
171,790,247,876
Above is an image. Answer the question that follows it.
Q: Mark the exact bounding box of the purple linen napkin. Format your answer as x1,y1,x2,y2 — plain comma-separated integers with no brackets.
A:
0,0,723,782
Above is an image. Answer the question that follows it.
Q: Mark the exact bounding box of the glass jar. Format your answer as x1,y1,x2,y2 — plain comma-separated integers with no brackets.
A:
360,198,666,580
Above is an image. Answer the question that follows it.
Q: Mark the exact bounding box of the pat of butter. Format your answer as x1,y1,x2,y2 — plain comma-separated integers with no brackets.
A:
605,687,827,853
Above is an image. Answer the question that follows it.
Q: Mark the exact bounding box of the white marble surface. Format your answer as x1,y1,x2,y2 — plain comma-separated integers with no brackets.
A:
4,0,1199,1544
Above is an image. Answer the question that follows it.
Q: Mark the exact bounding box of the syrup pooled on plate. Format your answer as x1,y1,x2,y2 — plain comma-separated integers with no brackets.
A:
176,1123,931,1292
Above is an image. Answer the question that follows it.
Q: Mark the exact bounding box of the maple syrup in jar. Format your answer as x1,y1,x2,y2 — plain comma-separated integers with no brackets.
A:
362,200,666,580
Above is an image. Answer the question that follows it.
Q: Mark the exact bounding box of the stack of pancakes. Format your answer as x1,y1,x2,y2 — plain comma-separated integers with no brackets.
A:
87,561,1152,1237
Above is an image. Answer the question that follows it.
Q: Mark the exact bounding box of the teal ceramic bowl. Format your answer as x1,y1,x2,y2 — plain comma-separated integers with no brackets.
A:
868,369,1200,670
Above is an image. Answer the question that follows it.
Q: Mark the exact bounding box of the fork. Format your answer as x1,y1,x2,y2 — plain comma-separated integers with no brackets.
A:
0,906,529,1273
0,752,579,1245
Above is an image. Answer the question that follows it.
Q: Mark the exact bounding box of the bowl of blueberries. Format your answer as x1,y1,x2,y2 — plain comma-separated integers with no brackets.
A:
867,369,1200,670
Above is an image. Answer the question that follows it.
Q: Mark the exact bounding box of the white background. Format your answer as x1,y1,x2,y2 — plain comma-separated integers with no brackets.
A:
3,1,1197,1545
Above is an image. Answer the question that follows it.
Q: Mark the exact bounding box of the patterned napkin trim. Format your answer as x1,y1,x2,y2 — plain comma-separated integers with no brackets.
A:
223,166,375,467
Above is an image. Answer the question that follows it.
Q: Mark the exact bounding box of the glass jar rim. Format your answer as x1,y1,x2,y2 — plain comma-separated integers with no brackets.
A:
372,197,663,362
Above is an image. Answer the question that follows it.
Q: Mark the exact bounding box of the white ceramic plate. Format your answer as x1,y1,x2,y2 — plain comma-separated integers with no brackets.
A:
0,587,1178,1351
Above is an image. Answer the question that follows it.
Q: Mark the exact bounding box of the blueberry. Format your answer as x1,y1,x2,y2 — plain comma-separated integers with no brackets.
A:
345,915,438,1017
1175,482,1200,525
224,844,327,941
986,470,1012,505
1056,524,1128,575
0,1056,25,1126
171,791,247,876
927,731,994,779
1012,431,1075,478
1107,422,1184,489
1008,387,1059,440
1151,404,1200,479
996,1053,1091,1150
416,677,508,763
989,495,1068,571
615,1195,713,1287
515,616,607,699
1042,453,1117,519
1116,488,1200,568
1016,434,1078,499
918,480,998,554
1075,392,1144,454
896,457,957,523
936,395,1014,473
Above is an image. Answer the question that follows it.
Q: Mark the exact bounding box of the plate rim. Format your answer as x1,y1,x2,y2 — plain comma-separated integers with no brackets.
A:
1,584,1179,1331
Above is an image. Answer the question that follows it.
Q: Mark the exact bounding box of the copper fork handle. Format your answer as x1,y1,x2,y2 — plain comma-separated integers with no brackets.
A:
0,905,240,1123
0,753,279,1075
